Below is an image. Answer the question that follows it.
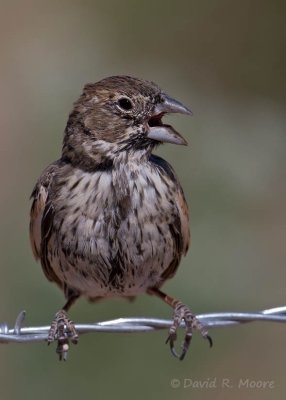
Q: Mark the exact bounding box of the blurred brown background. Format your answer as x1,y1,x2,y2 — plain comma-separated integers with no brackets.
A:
0,0,285,399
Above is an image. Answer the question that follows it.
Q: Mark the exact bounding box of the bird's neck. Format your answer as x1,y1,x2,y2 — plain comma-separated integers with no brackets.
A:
62,135,153,172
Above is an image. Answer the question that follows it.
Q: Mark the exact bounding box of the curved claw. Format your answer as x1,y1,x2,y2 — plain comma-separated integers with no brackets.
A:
180,333,193,360
166,332,193,360
179,350,187,361
71,337,79,345
166,334,181,359
206,334,213,348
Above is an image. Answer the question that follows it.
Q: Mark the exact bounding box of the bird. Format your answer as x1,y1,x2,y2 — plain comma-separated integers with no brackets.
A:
29,75,212,360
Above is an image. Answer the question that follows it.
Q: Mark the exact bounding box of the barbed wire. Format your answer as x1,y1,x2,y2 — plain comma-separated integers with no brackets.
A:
0,305,286,344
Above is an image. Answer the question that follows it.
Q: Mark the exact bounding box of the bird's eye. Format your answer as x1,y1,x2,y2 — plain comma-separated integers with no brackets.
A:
117,97,133,111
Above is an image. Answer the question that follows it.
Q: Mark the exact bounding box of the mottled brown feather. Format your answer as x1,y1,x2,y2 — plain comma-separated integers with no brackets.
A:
30,162,63,286
149,155,190,282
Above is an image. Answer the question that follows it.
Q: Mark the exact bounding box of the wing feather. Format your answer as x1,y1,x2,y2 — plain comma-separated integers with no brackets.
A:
29,162,62,284
149,154,190,281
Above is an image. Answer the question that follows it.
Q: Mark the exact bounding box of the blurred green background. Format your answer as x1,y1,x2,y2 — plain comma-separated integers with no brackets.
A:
0,0,286,399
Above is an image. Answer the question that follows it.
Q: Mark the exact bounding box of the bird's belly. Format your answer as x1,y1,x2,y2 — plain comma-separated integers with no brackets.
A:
51,215,174,297
49,169,177,297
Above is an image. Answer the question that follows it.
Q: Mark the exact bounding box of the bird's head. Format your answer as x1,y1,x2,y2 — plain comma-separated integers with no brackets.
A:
63,76,192,169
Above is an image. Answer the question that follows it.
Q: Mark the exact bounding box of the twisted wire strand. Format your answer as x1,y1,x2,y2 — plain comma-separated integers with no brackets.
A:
0,306,286,344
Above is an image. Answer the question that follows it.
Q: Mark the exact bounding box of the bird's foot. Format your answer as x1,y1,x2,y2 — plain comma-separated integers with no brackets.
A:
166,302,213,360
47,310,78,361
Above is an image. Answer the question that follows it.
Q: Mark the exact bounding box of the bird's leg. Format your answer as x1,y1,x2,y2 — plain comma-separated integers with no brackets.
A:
47,293,79,361
147,288,212,360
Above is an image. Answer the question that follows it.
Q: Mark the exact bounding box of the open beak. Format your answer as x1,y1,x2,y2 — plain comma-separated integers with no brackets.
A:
146,92,192,146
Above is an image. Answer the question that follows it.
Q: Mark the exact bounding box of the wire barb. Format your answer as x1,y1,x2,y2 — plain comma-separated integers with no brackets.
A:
0,306,286,344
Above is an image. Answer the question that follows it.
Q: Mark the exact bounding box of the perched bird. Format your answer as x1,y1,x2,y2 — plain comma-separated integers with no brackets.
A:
30,75,212,360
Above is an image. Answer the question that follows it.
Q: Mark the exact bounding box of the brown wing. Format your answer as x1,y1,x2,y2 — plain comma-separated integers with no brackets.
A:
175,187,191,255
29,162,61,284
149,155,190,282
